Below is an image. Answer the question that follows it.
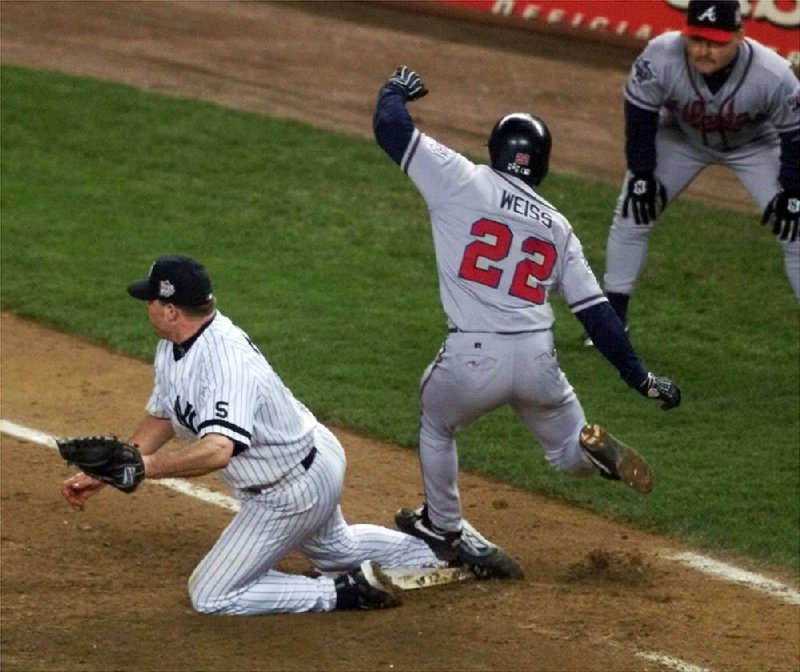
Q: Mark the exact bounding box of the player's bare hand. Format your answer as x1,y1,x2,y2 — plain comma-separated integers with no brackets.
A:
761,189,800,242
386,66,428,101
622,172,667,225
62,471,106,510
637,372,681,410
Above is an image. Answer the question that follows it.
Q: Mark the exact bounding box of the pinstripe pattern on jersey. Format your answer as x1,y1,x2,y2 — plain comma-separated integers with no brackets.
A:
188,424,442,614
146,313,317,490
145,313,445,614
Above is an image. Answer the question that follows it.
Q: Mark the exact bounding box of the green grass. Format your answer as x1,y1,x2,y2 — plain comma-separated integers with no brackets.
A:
2,65,798,570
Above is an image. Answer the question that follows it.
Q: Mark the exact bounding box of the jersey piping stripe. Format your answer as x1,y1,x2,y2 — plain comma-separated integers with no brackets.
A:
569,293,607,311
419,340,447,402
197,418,252,438
718,45,754,150
721,43,753,109
402,131,422,174
624,86,660,113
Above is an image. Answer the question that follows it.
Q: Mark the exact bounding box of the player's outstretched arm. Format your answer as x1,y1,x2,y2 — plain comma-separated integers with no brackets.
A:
127,414,176,455
576,302,681,410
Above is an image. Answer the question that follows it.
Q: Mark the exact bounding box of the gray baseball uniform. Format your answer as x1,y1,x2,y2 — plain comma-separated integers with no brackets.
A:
379,126,608,530
604,31,800,301
375,70,681,537
407,134,605,529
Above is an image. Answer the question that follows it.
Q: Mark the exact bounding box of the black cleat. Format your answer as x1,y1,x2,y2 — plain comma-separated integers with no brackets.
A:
395,505,461,561
396,505,524,579
458,520,525,580
334,560,400,610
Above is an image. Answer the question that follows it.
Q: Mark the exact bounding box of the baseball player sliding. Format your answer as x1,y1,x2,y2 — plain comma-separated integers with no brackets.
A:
60,254,462,614
600,0,800,336
373,67,682,571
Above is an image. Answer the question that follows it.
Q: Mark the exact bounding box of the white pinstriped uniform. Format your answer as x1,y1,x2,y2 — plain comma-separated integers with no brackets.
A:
400,131,602,531
146,312,442,614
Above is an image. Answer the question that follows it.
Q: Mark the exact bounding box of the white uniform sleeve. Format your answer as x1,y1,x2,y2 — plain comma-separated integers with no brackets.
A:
145,341,172,418
195,341,258,448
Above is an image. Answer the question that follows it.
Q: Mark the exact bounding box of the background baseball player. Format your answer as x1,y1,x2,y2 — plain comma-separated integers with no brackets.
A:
599,0,800,336
373,67,682,567
61,254,456,614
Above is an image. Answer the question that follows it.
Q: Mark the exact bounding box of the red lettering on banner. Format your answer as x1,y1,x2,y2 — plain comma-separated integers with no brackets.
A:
444,0,800,60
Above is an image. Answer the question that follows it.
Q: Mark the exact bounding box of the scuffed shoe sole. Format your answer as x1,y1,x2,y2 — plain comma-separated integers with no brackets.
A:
360,560,401,608
580,424,653,494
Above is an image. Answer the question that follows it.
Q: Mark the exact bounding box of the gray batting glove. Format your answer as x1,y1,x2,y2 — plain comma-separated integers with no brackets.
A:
387,66,428,101
622,172,667,225
637,373,681,410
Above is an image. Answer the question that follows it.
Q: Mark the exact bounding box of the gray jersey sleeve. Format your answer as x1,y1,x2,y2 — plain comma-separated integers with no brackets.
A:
761,49,800,134
623,33,677,113
555,230,607,314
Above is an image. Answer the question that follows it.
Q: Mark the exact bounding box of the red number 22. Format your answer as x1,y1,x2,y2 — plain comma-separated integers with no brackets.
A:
458,218,556,305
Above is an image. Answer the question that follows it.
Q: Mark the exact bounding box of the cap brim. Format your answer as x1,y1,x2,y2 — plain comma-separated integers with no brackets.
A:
683,26,736,43
127,278,153,300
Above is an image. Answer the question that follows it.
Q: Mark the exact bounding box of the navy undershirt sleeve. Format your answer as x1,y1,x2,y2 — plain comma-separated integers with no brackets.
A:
373,85,415,165
779,129,800,191
576,302,649,388
625,100,660,174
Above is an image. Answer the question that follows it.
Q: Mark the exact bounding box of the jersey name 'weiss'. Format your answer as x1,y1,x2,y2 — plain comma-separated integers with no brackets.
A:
500,190,554,227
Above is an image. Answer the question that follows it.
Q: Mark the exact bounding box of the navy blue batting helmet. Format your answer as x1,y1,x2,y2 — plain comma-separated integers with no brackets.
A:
488,113,552,187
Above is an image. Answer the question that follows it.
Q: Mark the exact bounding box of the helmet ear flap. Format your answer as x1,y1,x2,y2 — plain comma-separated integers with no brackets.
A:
488,113,552,187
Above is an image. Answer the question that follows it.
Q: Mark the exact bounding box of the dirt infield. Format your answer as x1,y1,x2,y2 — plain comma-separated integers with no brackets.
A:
1,3,798,671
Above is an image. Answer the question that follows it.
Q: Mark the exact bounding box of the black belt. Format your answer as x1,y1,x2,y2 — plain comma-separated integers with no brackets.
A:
301,445,317,470
447,327,550,335
244,446,317,494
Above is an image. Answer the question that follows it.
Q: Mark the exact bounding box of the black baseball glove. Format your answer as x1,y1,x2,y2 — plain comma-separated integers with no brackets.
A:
57,435,145,493
761,189,800,242
636,373,681,410
622,172,667,225
386,65,428,101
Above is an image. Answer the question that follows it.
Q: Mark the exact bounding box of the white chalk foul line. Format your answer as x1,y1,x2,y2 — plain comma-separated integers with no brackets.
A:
636,651,712,672
0,419,242,512
4,418,798,672
665,551,800,606
5,418,798,605
158,477,239,512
